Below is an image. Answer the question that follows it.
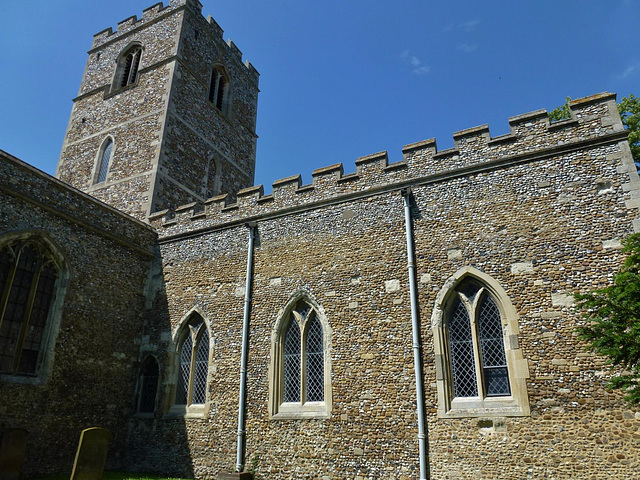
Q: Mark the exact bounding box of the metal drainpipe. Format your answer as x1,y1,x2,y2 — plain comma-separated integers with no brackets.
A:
236,221,256,473
401,188,429,480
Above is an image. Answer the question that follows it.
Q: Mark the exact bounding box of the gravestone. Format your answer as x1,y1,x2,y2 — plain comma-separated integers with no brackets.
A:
70,427,111,480
218,473,253,480
0,429,28,480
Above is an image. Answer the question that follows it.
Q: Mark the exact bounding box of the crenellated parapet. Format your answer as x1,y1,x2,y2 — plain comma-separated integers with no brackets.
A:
90,0,257,81
149,92,629,236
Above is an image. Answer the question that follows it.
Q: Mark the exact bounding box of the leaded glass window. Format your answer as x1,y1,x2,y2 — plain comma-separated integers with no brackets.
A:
176,315,209,406
306,316,324,402
283,320,301,402
0,239,61,377
447,279,511,399
280,301,325,405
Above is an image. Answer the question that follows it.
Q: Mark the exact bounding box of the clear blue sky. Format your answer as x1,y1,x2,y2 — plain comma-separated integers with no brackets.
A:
1,0,638,193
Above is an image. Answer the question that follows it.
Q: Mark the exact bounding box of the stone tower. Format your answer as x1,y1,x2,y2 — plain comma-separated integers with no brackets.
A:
56,0,259,220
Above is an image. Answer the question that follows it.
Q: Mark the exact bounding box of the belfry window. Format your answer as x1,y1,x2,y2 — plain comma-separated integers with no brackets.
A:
208,66,230,114
270,296,331,419
96,138,113,184
176,314,209,407
0,238,61,377
116,45,142,89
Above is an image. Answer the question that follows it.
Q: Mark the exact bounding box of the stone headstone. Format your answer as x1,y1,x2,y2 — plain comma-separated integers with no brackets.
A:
0,429,28,480
70,427,111,480
218,473,253,480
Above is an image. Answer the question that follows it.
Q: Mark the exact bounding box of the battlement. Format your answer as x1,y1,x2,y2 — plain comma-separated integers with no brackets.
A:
148,92,627,235
90,0,257,80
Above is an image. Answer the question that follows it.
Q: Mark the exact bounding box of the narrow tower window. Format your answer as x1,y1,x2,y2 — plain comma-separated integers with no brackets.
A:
208,66,230,114
110,44,143,94
96,138,113,184
118,46,142,88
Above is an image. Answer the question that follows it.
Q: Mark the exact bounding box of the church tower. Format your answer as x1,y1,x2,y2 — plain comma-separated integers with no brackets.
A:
56,0,259,221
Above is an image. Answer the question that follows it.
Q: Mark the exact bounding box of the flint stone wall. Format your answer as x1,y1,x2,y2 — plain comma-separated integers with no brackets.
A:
128,92,640,479
57,0,259,221
0,150,156,476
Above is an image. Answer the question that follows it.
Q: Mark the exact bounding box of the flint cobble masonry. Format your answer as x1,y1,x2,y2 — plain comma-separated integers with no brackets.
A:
1,0,639,478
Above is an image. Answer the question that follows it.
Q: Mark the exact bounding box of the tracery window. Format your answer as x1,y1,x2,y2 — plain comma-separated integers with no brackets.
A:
176,314,209,408
137,356,159,414
115,45,142,89
0,238,62,378
96,138,113,184
448,280,510,399
270,296,331,419
431,267,530,418
208,66,230,114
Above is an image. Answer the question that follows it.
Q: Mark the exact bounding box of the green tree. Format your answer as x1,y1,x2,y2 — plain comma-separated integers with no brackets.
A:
550,94,639,165
575,234,640,405
548,96,572,122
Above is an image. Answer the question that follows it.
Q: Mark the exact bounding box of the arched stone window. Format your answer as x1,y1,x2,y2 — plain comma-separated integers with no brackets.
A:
208,65,230,115
95,137,113,184
0,234,66,382
112,44,143,91
171,311,210,417
270,292,331,419
431,267,530,418
137,356,159,414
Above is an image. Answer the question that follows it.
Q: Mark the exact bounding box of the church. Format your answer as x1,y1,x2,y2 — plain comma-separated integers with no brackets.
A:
1,0,639,479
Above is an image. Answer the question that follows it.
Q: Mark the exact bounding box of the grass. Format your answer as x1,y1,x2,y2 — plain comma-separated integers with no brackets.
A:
28,471,191,480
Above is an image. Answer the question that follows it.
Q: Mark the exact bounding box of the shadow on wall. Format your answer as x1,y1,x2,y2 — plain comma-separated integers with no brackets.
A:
123,246,195,479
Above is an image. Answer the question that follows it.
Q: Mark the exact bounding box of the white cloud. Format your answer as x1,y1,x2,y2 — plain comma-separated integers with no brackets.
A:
458,43,478,54
459,19,481,31
413,65,431,75
401,50,431,76
617,62,640,79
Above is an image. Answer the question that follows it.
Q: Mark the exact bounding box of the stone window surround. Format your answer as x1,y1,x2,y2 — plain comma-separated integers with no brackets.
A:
108,41,144,96
134,354,160,416
0,231,68,386
92,136,115,186
166,307,213,419
431,266,530,418
207,64,232,117
269,290,332,420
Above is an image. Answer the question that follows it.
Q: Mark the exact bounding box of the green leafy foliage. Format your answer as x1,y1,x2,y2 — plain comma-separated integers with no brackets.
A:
548,96,572,122
575,233,640,405
550,93,639,167
618,94,640,166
